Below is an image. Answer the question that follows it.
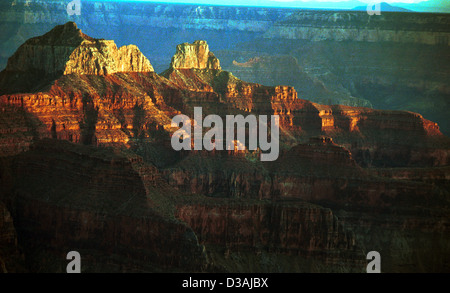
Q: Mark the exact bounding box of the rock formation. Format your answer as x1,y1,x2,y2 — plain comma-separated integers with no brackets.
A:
4,22,154,76
4,21,86,75
1,25,448,164
170,40,221,70
0,23,176,152
161,41,449,168
0,22,449,273
1,0,449,134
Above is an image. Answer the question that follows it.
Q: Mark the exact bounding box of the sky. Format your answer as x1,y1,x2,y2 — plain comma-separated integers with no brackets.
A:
101,0,450,13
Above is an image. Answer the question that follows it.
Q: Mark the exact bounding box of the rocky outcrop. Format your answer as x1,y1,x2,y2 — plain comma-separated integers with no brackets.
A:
0,22,449,273
1,1,449,135
170,40,220,70
162,42,450,168
1,24,449,167
0,21,179,154
0,23,162,151
64,42,154,75
4,22,153,77
0,72,180,154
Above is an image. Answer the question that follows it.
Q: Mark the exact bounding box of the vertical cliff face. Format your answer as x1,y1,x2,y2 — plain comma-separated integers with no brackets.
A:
0,105,38,157
63,42,154,75
170,40,221,70
162,40,223,96
175,200,363,272
176,202,354,252
163,41,302,121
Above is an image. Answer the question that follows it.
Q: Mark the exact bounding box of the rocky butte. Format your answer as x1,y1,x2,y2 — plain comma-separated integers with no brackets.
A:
0,22,449,272
0,22,176,153
171,40,221,71
4,21,154,76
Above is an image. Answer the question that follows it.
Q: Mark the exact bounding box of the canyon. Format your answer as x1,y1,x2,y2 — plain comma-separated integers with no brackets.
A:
1,0,448,136
0,8,449,273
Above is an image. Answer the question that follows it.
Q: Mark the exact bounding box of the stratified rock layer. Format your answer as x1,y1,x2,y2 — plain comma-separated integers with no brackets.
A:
3,139,206,272
0,22,449,273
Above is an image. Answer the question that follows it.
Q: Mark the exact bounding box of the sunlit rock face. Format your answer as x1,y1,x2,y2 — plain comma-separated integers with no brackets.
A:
170,40,221,70
0,16,449,273
1,1,449,134
5,21,154,76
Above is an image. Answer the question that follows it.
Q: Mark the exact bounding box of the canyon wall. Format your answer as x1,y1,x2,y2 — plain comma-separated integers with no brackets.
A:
0,139,372,272
1,139,207,272
263,11,450,45
0,19,448,273
175,200,363,272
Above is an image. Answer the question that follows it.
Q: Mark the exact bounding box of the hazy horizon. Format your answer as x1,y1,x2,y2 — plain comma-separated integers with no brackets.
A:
89,0,450,13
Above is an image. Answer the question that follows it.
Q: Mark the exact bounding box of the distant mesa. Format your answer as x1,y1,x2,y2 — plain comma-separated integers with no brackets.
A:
170,40,221,70
5,21,154,76
232,57,262,68
353,2,414,12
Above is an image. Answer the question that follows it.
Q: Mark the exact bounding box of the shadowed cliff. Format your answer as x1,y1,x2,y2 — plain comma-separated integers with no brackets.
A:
0,21,449,273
